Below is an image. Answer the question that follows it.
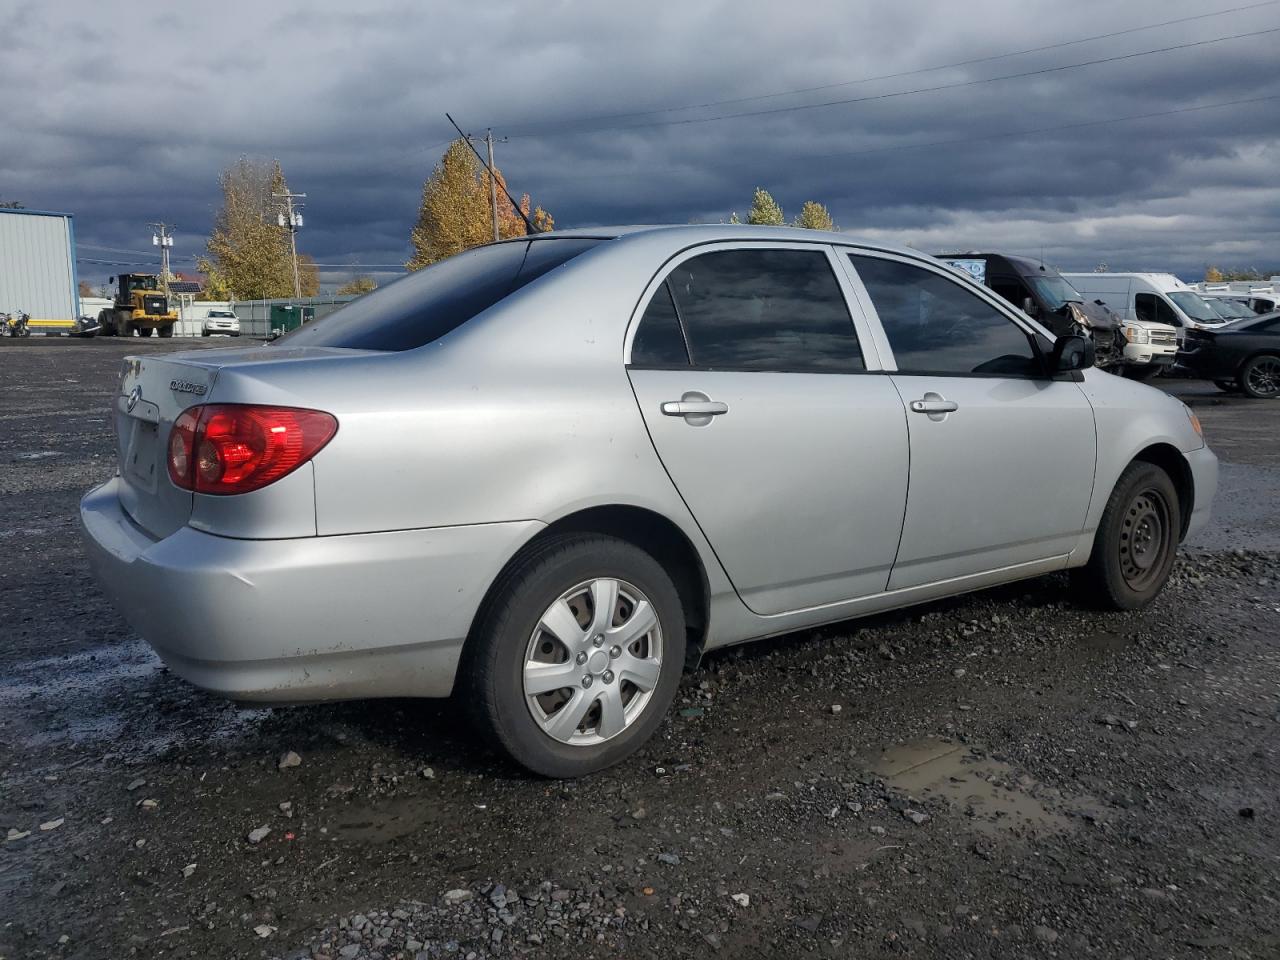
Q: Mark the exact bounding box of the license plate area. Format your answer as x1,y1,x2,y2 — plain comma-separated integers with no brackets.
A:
123,419,161,493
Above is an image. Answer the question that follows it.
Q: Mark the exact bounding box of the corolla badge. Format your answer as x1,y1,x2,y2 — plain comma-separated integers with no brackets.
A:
126,385,143,412
169,379,208,396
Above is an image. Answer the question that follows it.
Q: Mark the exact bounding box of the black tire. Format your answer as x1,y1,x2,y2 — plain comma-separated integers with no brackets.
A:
158,325,173,338
139,327,154,338
464,533,686,778
1238,354,1280,400
1214,380,1239,393
1073,462,1181,611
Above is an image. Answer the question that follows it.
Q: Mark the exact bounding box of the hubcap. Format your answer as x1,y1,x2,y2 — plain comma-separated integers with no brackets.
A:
523,578,663,746
1246,357,1280,398
1118,489,1171,591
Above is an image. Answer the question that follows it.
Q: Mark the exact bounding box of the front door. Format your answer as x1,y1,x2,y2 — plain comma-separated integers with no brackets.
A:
627,244,910,615
845,252,1097,590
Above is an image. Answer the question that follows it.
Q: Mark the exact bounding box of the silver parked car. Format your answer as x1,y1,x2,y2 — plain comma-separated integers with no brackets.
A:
81,225,1217,776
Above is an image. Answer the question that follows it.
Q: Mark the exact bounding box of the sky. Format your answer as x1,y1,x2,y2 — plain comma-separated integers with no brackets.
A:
2,0,1278,290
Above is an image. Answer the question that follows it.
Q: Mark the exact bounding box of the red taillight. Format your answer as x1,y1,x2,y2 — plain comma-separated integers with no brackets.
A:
166,404,337,495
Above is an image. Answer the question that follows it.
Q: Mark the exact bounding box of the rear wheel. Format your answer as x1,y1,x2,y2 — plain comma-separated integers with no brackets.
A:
158,325,173,338
139,326,154,338
465,534,685,778
1072,462,1180,610
1239,354,1280,400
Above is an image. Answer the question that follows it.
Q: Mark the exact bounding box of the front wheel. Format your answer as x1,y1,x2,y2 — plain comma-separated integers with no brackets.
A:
464,534,686,778
1239,355,1280,400
1072,462,1180,611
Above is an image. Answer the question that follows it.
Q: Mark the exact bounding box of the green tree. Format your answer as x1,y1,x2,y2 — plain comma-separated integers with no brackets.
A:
745,187,784,226
337,275,378,296
408,140,554,270
0,198,22,209
200,156,302,299
793,200,835,231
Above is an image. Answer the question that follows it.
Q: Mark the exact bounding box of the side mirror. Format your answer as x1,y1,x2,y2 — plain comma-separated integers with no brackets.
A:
1022,297,1039,318
1050,333,1094,373
108,276,115,284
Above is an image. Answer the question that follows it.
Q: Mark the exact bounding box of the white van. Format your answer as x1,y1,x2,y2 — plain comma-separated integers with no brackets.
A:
1195,282,1279,316
1060,273,1186,373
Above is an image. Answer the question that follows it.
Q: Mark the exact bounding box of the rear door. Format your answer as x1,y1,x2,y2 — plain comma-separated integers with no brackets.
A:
626,243,910,615
843,251,1096,590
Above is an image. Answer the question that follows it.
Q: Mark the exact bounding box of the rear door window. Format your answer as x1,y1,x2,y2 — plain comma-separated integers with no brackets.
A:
280,238,603,351
659,248,863,371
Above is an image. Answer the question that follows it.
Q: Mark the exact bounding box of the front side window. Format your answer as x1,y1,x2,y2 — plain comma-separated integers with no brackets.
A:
280,238,603,351
1135,292,1181,327
849,255,1041,377
662,248,863,372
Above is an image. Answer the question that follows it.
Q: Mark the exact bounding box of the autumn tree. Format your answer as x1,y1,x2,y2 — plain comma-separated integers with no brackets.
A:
337,275,377,296
297,253,320,297
1204,266,1224,282
746,188,784,226
200,157,306,299
78,279,94,297
408,139,553,270
794,200,835,231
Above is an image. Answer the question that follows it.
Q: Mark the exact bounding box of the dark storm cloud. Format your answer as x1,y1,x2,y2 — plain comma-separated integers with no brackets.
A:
3,0,1278,288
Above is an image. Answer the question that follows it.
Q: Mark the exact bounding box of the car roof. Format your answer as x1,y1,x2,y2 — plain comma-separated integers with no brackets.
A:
525,223,929,261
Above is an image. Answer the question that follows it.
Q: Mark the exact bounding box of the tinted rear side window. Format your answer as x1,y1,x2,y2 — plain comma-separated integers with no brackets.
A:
666,248,863,371
280,238,603,351
631,283,690,366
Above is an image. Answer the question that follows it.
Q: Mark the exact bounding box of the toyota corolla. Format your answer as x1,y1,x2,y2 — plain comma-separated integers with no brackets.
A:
80,225,1217,776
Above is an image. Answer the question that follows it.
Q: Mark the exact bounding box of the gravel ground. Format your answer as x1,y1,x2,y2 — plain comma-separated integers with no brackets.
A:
1,340,1277,960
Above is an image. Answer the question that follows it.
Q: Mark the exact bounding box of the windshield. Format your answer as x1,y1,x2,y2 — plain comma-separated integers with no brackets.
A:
1027,276,1083,310
1206,298,1253,319
127,276,158,291
279,238,605,351
208,311,235,318
1168,291,1221,322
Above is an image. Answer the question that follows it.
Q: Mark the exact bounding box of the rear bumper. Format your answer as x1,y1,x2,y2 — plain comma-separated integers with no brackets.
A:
80,477,541,703
1184,444,1218,542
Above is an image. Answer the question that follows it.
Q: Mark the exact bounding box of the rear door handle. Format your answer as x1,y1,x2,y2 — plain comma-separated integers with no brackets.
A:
661,400,729,417
909,399,958,414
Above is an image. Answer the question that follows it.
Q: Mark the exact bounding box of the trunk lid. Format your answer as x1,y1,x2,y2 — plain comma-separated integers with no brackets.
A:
114,353,223,538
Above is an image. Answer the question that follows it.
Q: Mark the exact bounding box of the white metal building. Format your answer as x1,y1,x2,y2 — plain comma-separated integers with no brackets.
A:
0,207,79,331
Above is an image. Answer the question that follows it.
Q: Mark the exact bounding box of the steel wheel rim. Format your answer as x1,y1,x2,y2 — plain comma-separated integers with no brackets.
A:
523,577,663,746
1246,357,1280,397
1118,489,1171,591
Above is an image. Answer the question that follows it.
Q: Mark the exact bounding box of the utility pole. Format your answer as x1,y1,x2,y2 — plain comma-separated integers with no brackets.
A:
445,113,538,235
149,222,175,297
485,129,499,242
274,190,306,299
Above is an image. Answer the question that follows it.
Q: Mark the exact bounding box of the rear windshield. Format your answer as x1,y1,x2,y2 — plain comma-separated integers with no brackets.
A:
279,238,605,351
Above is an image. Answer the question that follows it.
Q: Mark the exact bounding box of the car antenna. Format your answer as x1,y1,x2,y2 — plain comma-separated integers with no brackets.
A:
445,113,541,235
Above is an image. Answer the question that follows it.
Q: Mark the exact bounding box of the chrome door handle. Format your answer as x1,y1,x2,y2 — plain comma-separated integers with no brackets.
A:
661,400,729,417
910,399,958,414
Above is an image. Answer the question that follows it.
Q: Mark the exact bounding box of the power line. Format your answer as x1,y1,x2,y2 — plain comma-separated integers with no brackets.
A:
502,25,1280,138
498,0,1280,135
805,93,1280,161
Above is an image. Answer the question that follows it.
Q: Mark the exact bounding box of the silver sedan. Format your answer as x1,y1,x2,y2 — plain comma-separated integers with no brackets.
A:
81,225,1217,776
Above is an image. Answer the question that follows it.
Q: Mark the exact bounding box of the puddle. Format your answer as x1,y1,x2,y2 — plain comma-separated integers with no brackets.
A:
867,738,1095,835
322,796,441,844
0,639,268,757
